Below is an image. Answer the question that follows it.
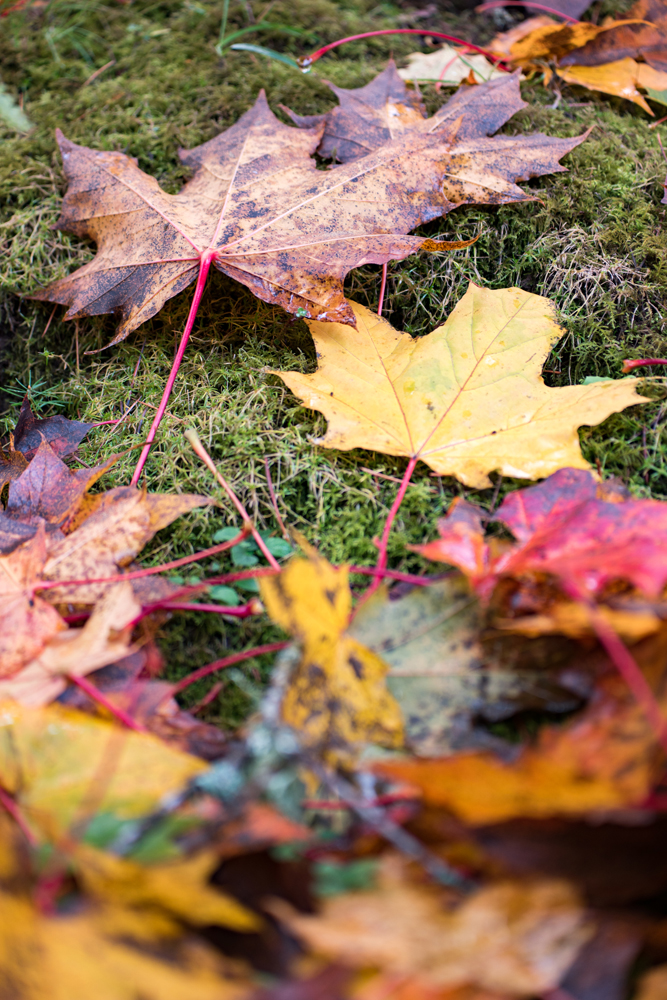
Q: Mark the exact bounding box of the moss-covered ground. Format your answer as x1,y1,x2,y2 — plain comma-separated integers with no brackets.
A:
1,0,666,726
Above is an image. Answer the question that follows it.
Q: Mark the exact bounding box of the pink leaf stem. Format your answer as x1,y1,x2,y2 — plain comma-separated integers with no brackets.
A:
168,640,290,698
130,250,215,486
299,29,510,70
67,673,146,732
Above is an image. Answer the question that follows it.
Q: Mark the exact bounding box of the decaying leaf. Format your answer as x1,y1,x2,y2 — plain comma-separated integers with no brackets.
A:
1,398,92,493
259,549,403,762
397,47,506,86
374,625,667,823
489,3,667,111
33,72,587,340
271,286,646,488
559,0,667,72
0,582,138,706
348,579,580,755
0,437,210,682
269,854,591,996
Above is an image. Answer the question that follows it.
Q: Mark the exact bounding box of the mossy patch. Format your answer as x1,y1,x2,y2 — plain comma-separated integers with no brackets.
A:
2,0,667,724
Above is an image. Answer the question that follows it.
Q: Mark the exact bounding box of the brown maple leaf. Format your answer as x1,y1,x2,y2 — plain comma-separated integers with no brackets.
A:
1,397,92,493
33,72,587,342
285,62,527,163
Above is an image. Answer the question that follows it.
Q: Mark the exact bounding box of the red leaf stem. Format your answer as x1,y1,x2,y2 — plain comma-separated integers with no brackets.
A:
168,640,290,698
299,29,511,70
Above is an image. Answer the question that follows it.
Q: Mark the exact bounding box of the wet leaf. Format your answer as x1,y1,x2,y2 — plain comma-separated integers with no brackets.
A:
270,286,646,488
33,73,586,340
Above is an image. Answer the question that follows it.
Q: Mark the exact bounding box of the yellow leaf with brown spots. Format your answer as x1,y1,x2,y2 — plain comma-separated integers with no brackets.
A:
260,551,403,763
270,284,647,489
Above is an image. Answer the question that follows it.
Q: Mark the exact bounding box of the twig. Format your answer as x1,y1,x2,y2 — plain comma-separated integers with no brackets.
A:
82,59,116,87
264,456,289,539
186,429,281,570
41,304,57,339
167,641,290,698
308,761,474,891
67,673,146,733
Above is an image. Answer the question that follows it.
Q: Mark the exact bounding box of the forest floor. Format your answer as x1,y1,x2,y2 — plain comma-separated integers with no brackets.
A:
1,0,666,726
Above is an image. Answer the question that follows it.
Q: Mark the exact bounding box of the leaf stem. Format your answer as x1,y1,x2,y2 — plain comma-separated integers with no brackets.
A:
0,785,36,845
185,429,281,570
377,262,388,317
66,673,146,732
130,251,214,486
299,29,510,70
366,456,418,598
566,584,667,754
167,640,290,698
622,357,667,372
35,526,250,595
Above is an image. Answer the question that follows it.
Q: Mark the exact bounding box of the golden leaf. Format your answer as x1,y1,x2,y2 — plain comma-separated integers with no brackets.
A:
260,551,403,762
271,285,647,488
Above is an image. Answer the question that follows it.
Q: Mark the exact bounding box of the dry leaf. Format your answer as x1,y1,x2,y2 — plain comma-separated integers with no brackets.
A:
374,625,667,823
33,73,587,339
0,523,65,677
416,468,667,600
636,964,667,1000
397,46,505,86
74,843,260,931
259,549,403,762
270,855,591,996
0,700,206,842
270,286,646,488
551,57,667,112
560,0,667,72
487,16,560,60
0,582,139,706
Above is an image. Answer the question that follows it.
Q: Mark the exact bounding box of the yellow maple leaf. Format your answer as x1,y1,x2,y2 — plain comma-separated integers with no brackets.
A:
270,284,647,488
260,550,403,762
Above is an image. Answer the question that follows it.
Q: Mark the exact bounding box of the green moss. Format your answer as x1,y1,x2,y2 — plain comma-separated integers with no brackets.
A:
2,0,667,723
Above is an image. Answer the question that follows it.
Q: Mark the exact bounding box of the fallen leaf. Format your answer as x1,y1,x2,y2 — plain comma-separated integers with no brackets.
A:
397,46,505,86
348,579,579,755
551,57,667,112
259,549,403,762
0,891,254,1000
41,483,211,604
0,523,65,677
416,468,667,600
270,286,646,488
560,0,667,72
0,581,138,706
287,67,534,162
0,700,206,842
269,855,591,996
374,625,667,823
74,843,260,930
506,21,600,69
636,964,667,1000
33,73,587,339
12,395,93,461
487,16,558,60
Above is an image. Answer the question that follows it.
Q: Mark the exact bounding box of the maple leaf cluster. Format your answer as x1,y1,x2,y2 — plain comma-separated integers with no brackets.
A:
4,51,667,1000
